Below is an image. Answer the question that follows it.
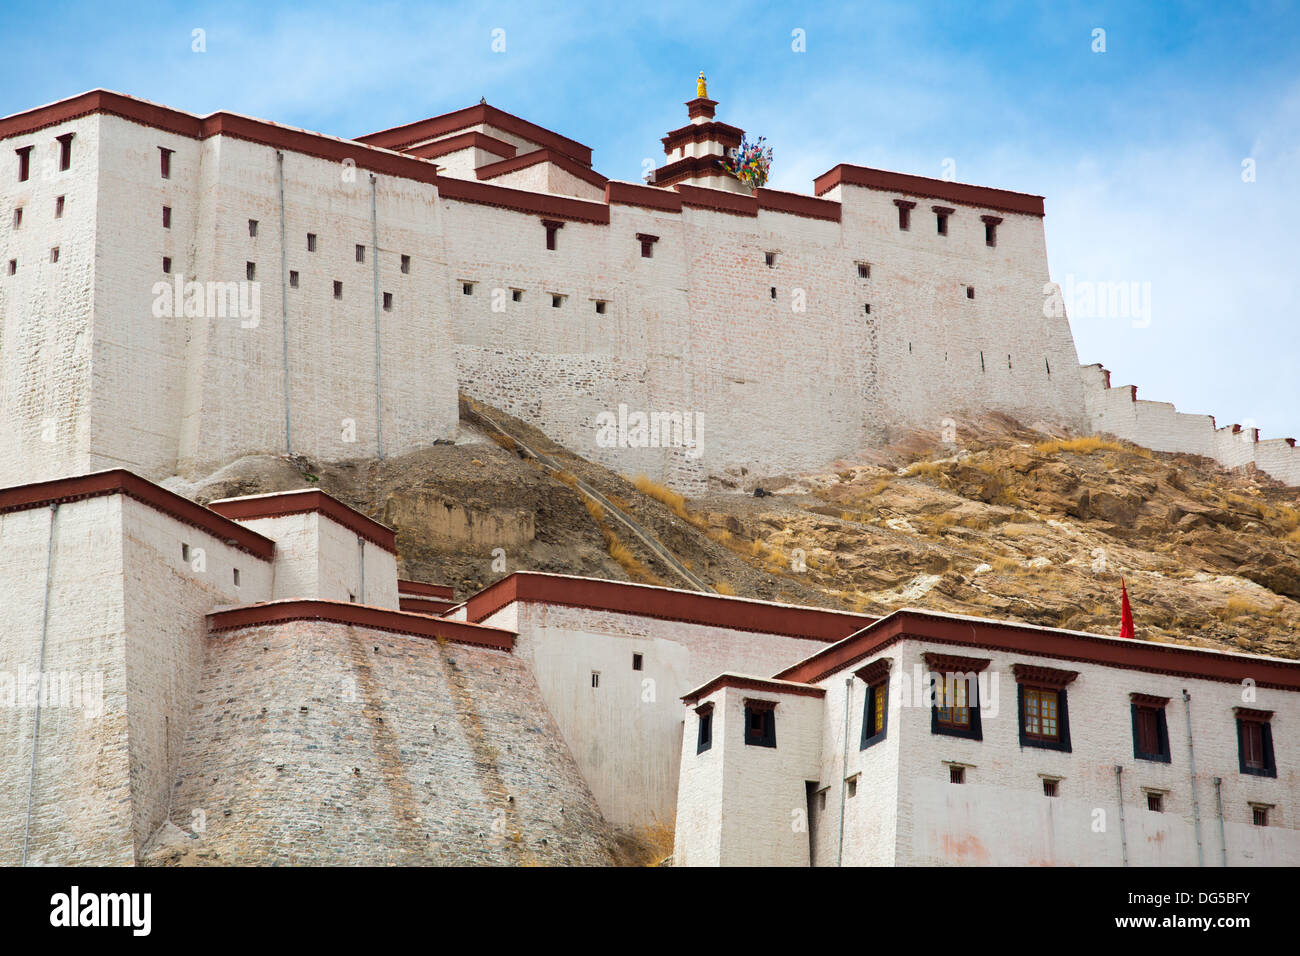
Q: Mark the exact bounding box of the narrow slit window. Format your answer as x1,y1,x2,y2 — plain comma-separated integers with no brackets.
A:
159,147,173,179
595,300,607,315
769,286,776,300
382,292,393,311
307,233,317,252
638,233,657,258
966,286,975,299
864,303,871,314
982,215,1002,247
632,653,643,671
162,205,171,228
933,205,953,235
894,199,914,230
1147,792,1163,812
162,256,172,274
248,219,258,237
233,568,241,587
400,254,410,274
12,207,20,229
356,244,365,263
333,280,343,299
16,145,33,182
55,195,64,218
1253,806,1269,827
857,261,871,279
1042,779,1058,797
289,270,299,288
246,261,256,281
765,251,777,268
50,247,59,263
6,259,15,275
591,671,600,689
949,765,965,784
57,133,74,171
542,218,563,251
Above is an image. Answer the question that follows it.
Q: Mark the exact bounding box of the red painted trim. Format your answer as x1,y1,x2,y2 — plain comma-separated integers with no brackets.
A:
398,596,458,615
814,164,1045,217
405,130,516,161
775,610,1300,691
398,580,456,600
0,90,444,186
682,674,826,705
476,148,608,190
356,103,592,166
207,599,515,650
207,489,396,553
661,120,744,153
606,180,683,213
675,182,758,217
756,187,842,222
686,98,717,120
436,175,610,224
463,572,876,641
651,155,728,188
0,469,274,560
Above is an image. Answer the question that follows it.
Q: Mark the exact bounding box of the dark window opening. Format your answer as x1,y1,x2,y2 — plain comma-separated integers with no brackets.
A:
49,247,59,263
1043,779,1058,797
162,205,171,228
307,233,317,252
382,292,393,311
894,199,914,230
769,286,776,299
6,260,15,275
637,233,659,258
17,145,33,182
982,215,1002,247
980,351,985,372
1237,712,1276,777
1131,701,1170,762
333,280,343,299
861,678,888,749
248,219,258,237
949,765,965,784
632,653,643,671
595,300,607,315
744,702,777,748
696,707,713,754
551,294,563,308
765,251,777,268
55,196,64,218
1147,792,1163,812
233,568,241,587
933,206,953,236
1045,358,1051,376
245,261,256,281
162,256,171,274
289,270,299,288
12,207,20,229
591,671,600,689
864,303,871,314
355,244,365,263
857,262,871,279
511,289,523,302
542,218,563,251
462,282,474,295
400,253,410,273
1253,806,1269,827
847,776,858,798
966,286,975,299
57,133,74,171
159,147,173,179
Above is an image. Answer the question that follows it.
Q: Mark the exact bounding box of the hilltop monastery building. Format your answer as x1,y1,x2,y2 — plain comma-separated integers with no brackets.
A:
0,80,1297,866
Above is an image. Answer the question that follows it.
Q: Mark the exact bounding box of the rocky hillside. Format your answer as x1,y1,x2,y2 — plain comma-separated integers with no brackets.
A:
168,403,1300,662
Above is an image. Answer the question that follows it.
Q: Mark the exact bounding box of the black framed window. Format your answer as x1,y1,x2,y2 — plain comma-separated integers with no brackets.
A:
696,704,713,754
1236,709,1276,777
744,701,776,748
1131,695,1170,762
861,678,888,749
1013,664,1076,753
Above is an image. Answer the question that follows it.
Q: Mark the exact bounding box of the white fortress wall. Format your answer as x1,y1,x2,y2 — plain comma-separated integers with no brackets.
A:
0,112,102,487
1081,363,1300,484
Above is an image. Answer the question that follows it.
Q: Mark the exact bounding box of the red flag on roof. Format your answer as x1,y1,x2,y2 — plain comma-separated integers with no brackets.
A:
1120,578,1135,640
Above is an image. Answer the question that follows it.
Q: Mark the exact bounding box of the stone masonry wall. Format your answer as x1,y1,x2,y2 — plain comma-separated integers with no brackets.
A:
162,619,619,865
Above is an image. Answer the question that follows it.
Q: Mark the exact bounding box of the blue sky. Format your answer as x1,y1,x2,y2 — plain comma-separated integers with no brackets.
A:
4,1,1298,442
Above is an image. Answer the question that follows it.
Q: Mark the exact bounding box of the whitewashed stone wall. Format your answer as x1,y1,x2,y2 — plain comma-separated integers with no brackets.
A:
1081,363,1300,485
501,599,843,827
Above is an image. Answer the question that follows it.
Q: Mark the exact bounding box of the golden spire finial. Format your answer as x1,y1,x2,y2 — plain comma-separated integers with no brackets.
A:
697,71,708,98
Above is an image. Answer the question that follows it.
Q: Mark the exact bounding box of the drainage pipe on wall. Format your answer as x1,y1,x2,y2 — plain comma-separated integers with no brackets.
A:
22,502,58,866
370,173,384,460
836,677,852,867
277,151,292,455
1183,689,1204,867
1213,776,1227,866
1114,765,1128,867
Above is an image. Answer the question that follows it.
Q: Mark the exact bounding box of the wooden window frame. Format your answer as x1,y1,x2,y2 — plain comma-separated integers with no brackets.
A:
16,145,34,182
1014,664,1076,752
932,205,954,236
893,199,914,231
981,215,1002,247
744,699,777,748
56,133,74,171
636,233,658,259
1130,694,1170,763
925,653,988,741
695,703,713,754
159,146,173,179
1236,709,1276,777
542,218,563,251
